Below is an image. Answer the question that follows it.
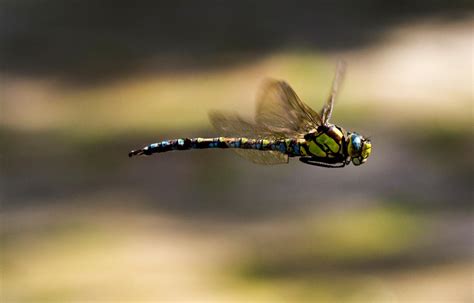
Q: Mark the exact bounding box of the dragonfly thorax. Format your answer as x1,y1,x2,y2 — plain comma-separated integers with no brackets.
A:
302,125,345,158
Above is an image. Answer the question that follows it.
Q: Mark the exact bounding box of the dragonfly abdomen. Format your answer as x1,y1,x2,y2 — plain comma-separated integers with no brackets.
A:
128,137,297,157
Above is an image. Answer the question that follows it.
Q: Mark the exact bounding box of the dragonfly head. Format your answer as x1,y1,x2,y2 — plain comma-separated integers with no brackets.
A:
347,133,371,166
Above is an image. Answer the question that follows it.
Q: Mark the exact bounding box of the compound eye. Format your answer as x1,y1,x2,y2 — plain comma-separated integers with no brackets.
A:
351,135,362,152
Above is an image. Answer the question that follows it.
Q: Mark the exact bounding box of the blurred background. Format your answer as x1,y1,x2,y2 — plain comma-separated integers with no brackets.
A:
1,1,473,302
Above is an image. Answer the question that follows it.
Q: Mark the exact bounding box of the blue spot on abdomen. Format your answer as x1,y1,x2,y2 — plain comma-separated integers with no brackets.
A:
293,144,300,155
279,142,286,152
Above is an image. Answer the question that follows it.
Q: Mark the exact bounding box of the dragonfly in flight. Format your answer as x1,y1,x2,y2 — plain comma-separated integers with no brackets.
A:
129,63,371,168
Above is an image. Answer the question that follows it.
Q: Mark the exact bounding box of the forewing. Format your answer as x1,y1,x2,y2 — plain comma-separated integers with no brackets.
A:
234,150,289,165
321,61,346,125
256,80,322,135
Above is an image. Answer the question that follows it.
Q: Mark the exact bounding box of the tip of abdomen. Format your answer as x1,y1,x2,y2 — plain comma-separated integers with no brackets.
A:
128,149,144,157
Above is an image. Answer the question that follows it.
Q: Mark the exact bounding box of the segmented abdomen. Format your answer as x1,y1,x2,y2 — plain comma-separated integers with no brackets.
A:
129,137,305,157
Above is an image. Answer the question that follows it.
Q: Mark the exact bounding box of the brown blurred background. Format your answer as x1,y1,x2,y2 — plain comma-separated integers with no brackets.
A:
1,1,473,302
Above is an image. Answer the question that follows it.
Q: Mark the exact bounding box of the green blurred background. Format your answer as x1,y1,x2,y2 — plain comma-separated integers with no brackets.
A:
1,1,473,302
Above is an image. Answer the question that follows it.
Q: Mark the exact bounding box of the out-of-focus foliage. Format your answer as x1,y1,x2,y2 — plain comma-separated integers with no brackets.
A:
1,1,472,302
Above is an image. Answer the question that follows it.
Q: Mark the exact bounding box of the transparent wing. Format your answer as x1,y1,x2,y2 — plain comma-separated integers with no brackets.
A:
256,80,322,135
234,150,289,165
320,61,346,125
209,111,280,139
209,111,289,164
209,79,323,165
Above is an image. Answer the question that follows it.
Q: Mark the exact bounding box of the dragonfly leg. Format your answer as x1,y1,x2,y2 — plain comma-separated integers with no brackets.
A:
299,157,346,168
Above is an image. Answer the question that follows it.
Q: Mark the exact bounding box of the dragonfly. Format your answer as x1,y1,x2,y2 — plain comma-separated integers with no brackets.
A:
129,63,371,168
